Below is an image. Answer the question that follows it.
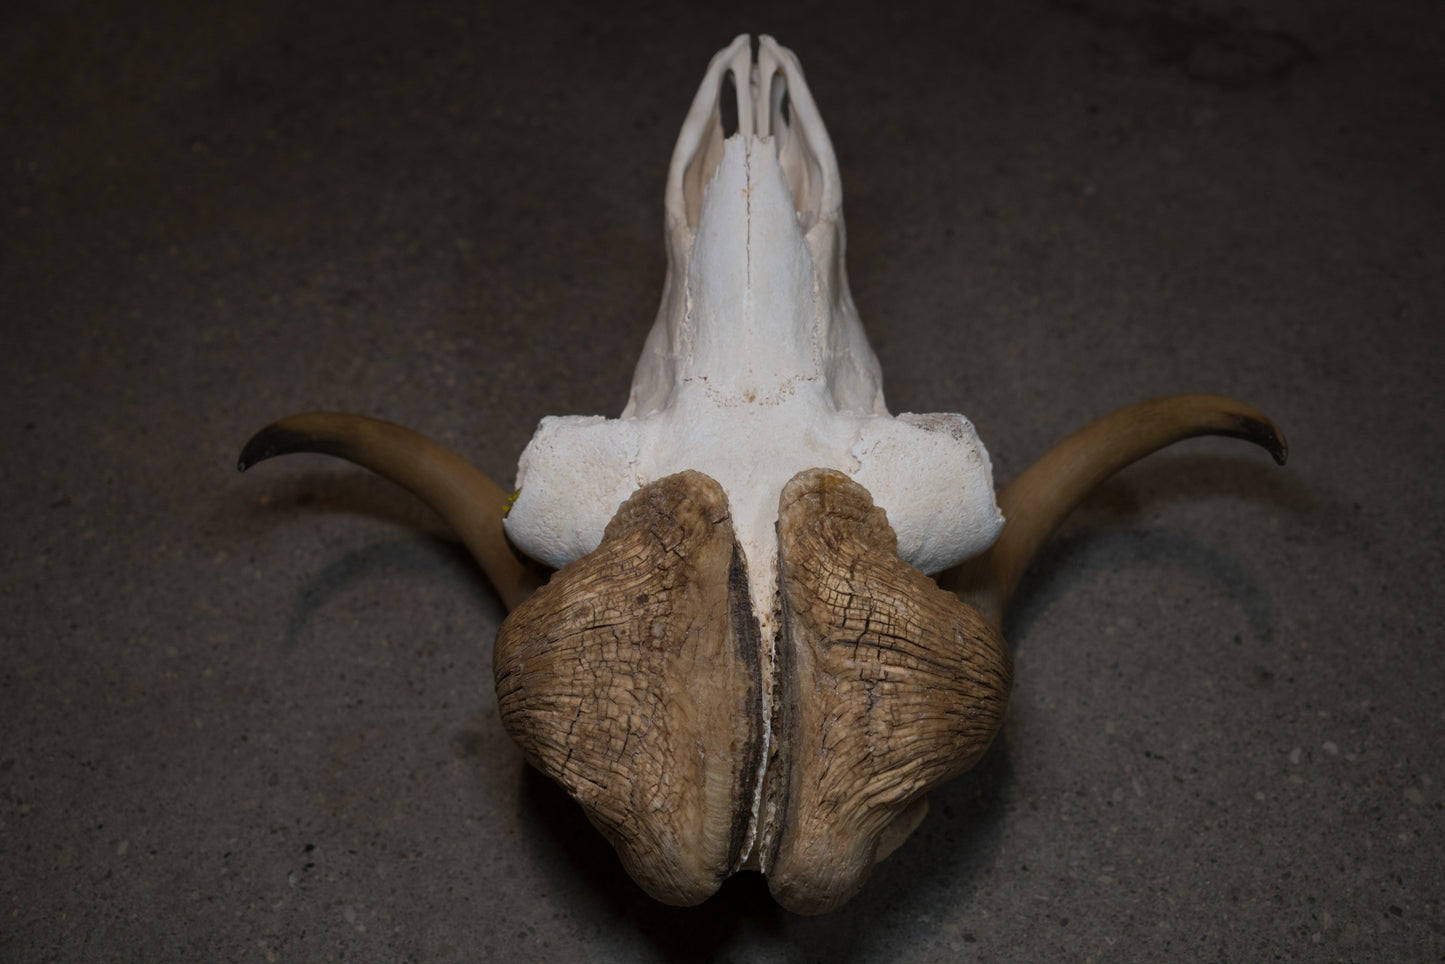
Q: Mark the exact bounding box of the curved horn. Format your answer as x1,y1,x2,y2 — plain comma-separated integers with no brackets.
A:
941,394,1287,628
239,412,541,610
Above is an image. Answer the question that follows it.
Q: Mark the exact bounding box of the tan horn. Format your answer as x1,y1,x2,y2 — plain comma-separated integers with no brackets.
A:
239,412,541,610
940,393,1287,629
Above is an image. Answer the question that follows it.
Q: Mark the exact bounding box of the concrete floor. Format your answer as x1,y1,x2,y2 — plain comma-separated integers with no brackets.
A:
3,0,1441,960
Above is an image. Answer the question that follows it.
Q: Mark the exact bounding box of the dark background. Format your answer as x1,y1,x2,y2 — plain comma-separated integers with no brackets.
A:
3,0,1441,959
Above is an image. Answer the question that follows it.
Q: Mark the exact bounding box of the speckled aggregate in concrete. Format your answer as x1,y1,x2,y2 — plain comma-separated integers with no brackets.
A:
3,1,1442,960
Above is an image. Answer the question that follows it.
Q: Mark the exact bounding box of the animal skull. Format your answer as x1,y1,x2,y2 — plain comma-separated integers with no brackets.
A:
504,34,1004,596
239,34,1286,915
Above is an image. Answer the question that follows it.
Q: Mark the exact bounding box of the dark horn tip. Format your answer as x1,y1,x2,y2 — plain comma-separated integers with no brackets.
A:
238,424,324,473
1269,434,1289,467
1231,413,1289,467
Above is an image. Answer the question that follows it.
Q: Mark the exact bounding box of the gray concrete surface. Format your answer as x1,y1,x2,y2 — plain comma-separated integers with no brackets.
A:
3,0,1441,960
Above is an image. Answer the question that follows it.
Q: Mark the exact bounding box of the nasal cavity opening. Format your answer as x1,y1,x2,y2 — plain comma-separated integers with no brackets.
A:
680,60,822,232
681,67,743,228
768,70,820,232
719,69,739,139
769,73,791,130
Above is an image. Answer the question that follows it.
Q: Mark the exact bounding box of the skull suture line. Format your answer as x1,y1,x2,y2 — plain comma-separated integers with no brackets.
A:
240,34,1286,915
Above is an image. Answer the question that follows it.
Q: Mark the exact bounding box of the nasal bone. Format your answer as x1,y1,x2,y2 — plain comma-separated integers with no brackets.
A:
671,34,828,235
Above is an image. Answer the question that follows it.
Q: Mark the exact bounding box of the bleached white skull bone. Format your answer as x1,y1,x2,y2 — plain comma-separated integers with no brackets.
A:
503,34,1006,632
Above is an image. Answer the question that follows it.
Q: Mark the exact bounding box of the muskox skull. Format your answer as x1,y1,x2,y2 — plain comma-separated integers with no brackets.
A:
239,34,1286,915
